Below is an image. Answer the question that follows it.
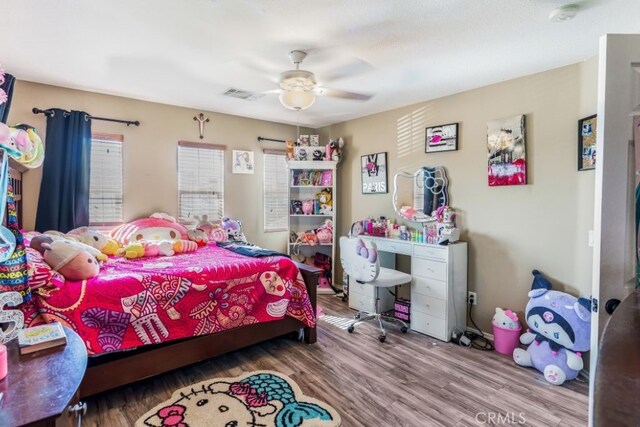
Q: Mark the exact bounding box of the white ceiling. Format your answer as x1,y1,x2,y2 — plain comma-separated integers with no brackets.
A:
1,0,639,128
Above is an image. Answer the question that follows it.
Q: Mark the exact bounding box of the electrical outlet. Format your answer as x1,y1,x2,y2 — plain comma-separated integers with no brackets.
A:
468,291,477,305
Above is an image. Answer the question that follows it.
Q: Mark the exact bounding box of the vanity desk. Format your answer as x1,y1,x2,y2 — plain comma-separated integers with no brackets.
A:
354,236,467,342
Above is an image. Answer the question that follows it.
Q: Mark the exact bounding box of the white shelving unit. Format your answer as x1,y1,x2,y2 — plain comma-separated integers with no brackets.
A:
287,160,337,295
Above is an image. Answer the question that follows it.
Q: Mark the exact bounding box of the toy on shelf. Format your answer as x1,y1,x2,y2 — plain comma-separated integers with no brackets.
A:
492,307,522,355
299,230,318,246
312,149,324,161
513,270,591,386
325,138,344,162
316,188,332,214
316,219,333,244
302,200,314,215
285,140,295,160
290,200,303,215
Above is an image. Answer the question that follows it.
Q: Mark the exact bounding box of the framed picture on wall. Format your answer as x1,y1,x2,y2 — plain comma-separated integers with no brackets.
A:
425,123,458,153
487,114,526,186
361,152,388,194
232,150,254,174
578,114,597,171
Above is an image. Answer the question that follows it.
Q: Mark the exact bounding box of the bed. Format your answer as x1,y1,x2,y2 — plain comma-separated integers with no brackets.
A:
19,232,319,398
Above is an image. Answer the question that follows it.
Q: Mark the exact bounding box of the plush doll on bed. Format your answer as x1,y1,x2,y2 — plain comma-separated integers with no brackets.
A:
41,239,102,281
67,226,120,255
513,270,591,385
111,214,198,259
221,217,247,243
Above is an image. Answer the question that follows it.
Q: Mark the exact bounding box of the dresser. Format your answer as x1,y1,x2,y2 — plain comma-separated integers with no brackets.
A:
353,236,467,342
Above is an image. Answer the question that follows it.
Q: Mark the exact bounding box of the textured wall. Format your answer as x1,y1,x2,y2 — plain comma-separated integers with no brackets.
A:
318,58,599,332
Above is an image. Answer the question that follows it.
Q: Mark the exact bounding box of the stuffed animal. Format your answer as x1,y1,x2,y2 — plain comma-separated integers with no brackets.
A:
316,219,333,244
493,307,520,330
513,270,591,385
118,239,197,259
297,147,307,161
41,240,101,281
316,189,332,214
302,200,314,215
187,229,209,247
312,149,324,161
285,140,295,160
193,214,216,236
221,217,247,243
290,200,303,215
349,221,364,237
326,138,343,162
111,214,189,244
32,233,108,262
67,226,120,255
299,230,318,246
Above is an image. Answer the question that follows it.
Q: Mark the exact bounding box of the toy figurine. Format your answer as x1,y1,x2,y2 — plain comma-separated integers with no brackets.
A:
302,200,314,215
290,200,303,215
312,149,324,161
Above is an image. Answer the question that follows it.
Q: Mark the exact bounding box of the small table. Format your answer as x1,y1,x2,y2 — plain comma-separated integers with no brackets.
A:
0,326,87,427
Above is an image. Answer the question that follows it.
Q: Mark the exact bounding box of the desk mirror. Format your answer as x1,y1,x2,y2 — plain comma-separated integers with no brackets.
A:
392,166,449,223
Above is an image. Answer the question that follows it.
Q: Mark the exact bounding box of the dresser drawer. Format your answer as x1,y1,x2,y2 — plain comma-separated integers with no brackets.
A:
373,239,412,255
413,244,448,261
348,280,376,298
411,311,448,341
411,293,447,319
412,276,447,300
348,292,375,313
412,257,447,281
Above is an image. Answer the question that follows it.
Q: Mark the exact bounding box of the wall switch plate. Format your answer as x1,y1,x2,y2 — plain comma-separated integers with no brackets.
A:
467,291,477,305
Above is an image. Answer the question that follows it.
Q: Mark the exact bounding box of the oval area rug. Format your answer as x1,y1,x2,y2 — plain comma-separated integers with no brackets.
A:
136,370,341,427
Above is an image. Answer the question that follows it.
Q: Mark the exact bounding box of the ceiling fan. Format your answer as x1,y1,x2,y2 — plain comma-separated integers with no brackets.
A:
265,50,374,111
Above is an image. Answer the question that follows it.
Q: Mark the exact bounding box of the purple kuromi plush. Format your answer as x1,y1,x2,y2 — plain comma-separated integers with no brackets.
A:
513,270,591,385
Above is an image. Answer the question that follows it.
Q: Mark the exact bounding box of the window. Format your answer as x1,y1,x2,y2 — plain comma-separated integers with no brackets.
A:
89,133,123,225
263,150,288,232
178,141,225,223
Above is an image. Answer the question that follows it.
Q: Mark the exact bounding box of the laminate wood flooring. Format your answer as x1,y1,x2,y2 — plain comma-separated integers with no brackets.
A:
82,295,588,427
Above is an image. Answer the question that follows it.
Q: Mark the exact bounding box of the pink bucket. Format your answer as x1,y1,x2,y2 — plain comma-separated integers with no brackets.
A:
492,323,522,355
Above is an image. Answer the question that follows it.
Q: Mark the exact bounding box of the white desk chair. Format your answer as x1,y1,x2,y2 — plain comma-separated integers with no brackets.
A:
340,236,411,342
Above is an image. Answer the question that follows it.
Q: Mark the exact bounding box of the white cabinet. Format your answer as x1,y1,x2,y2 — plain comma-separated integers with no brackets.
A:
287,160,337,295
410,242,467,341
357,236,468,342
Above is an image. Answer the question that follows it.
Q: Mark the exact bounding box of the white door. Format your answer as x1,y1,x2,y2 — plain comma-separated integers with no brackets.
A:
590,34,640,426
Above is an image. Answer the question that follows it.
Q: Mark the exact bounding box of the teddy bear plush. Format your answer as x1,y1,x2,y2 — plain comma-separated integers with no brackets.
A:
41,240,101,281
316,189,332,214
513,270,591,385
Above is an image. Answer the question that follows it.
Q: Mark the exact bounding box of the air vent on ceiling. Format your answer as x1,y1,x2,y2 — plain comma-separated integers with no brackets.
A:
222,88,265,101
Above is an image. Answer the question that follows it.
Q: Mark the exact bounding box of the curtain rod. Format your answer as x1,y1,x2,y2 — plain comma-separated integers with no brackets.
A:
257,136,286,143
32,108,140,127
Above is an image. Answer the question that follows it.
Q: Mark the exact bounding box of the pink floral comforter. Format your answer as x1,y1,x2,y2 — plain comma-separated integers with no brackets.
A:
21,243,315,355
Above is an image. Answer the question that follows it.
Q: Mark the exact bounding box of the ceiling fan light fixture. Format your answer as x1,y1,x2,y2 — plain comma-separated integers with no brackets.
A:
279,90,316,111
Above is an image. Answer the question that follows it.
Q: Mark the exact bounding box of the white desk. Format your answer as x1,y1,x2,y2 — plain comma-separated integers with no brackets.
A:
354,236,468,342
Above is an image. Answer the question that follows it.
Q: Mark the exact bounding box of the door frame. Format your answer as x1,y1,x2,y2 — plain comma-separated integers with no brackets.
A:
590,33,640,426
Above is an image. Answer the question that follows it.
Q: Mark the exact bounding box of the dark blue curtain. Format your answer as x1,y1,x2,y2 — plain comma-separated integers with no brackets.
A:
0,73,15,123
35,109,92,232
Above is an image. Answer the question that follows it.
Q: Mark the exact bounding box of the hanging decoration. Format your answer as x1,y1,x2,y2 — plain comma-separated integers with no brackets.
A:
193,113,210,139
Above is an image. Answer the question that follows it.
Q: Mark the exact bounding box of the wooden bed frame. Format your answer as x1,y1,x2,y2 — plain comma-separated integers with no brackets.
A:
7,165,320,399
78,263,319,398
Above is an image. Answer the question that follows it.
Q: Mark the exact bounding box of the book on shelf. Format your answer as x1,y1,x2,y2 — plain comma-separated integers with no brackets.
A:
18,322,67,355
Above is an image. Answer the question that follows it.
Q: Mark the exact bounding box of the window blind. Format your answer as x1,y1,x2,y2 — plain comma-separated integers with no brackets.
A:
263,151,288,232
178,142,225,224
89,135,123,225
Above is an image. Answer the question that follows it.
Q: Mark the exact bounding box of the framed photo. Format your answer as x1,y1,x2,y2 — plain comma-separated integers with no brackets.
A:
361,152,388,194
425,123,458,153
578,114,597,171
487,114,526,186
232,150,254,174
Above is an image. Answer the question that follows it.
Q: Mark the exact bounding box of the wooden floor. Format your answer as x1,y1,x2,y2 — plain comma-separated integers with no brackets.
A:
83,295,589,427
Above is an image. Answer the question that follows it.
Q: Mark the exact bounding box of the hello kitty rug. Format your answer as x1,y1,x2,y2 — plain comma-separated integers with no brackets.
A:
136,371,341,427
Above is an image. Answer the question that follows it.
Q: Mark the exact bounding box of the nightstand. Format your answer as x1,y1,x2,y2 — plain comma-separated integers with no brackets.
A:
0,326,87,427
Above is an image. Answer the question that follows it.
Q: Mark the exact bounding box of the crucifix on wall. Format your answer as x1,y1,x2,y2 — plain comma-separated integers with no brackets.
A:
193,113,210,139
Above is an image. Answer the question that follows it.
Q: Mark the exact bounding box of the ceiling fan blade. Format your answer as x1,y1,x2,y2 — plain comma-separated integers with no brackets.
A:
321,58,375,83
316,88,374,101
258,89,283,95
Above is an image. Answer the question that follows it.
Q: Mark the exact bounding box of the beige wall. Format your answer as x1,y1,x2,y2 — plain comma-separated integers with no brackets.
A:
318,58,598,332
8,81,309,252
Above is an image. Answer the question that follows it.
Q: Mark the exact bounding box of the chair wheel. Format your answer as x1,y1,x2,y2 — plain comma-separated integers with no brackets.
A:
378,335,386,343
400,326,408,333
354,313,361,319
347,326,354,333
